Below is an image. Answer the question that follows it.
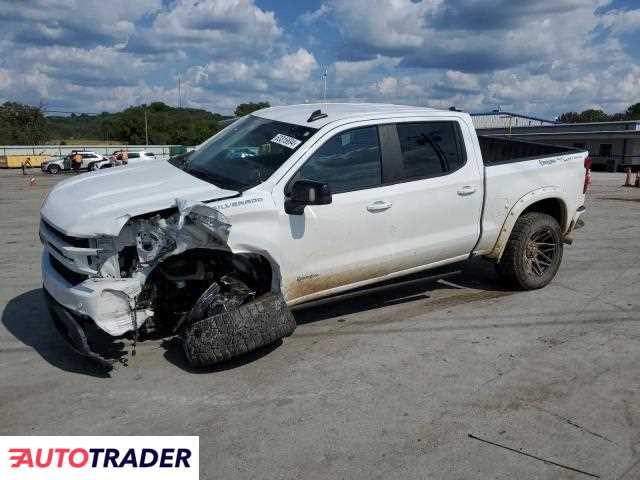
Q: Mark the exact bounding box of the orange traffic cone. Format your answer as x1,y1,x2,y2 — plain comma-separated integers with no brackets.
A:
623,168,632,187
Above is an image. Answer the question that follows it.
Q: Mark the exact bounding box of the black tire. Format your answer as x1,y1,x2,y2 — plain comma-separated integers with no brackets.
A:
88,162,97,171
495,212,563,290
181,293,296,367
48,164,61,174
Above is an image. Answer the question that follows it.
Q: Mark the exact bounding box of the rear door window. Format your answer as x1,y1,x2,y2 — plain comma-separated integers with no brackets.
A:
297,126,382,193
395,122,466,180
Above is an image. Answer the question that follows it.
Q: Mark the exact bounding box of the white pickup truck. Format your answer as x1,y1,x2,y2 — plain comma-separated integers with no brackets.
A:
40,103,591,369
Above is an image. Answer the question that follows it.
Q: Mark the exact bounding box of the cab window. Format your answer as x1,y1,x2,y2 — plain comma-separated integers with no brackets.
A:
297,126,381,194
395,122,466,180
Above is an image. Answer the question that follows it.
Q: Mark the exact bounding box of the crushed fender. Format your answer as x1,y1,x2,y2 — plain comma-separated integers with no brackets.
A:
88,198,232,336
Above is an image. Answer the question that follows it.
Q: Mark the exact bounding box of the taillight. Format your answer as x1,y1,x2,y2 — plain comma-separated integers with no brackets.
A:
583,155,592,194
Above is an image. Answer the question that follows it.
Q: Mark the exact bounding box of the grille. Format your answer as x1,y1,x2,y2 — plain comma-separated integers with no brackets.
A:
41,220,90,248
49,254,88,285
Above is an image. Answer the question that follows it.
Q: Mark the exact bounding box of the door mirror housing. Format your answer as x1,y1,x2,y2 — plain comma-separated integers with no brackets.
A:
285,180,332,215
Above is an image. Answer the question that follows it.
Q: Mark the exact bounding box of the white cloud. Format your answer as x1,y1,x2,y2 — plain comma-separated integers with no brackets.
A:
376,77,398,95
184,48,317,98
0,0,161,47
334,56,401,82
330,0,440,51
299,4,332,25
444,71,479,91
599,8,640,34
270,49,318,83
138,0,281,55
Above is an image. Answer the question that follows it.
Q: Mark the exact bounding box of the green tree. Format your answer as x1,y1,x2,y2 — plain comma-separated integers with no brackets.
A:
557,111,581,123
557,108,609,123
0,102,49,144
625,103,640,120
579,109,608,123
234,101,270,117
43,102,224,145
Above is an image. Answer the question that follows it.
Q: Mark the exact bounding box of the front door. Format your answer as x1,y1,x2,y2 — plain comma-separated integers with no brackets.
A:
276,125,397,302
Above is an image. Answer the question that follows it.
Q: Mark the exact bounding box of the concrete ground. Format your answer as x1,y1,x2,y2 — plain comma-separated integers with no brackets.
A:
1,169,639,479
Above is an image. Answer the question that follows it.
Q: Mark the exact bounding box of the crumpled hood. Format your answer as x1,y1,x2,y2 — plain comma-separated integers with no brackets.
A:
41,161,237,237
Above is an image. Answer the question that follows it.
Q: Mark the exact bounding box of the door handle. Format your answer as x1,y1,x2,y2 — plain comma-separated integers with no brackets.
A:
457,185,476,196
366,201,392,212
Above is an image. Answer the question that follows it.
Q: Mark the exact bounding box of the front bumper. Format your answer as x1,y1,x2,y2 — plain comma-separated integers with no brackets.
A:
42,251,149,337
44,289,123,369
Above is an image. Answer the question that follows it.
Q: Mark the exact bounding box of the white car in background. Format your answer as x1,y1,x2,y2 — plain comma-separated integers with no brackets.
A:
113,150,157,165
41,151,110,174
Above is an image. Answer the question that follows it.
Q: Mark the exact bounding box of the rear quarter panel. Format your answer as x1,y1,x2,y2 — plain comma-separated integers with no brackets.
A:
476,151,588,256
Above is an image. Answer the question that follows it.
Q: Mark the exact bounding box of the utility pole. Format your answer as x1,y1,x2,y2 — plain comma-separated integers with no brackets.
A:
144,108,149,146
178,75,182,109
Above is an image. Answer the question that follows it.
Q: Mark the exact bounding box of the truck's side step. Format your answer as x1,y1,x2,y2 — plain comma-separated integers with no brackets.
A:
293,270,461,310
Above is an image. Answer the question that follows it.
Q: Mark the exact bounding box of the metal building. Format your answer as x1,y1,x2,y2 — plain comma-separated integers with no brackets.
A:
471,111,557,129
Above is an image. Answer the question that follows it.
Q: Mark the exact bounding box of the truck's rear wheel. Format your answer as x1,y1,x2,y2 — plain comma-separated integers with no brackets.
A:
495,212,563,290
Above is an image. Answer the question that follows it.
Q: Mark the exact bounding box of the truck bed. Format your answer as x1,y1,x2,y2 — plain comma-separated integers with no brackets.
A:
474,136,588,254
479,136,579,165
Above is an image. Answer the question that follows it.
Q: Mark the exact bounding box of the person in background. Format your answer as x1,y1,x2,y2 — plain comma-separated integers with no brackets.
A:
72,151,82,173
122,148,129,165
21,157,32,175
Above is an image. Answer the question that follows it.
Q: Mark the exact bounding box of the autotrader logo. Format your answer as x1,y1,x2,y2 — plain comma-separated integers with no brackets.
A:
1,436,198,480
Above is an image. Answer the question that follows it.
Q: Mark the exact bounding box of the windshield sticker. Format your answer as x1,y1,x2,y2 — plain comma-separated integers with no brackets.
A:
271,134,302,149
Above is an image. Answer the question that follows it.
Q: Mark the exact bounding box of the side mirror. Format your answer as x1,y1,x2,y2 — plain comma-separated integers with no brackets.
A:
285,180,332,215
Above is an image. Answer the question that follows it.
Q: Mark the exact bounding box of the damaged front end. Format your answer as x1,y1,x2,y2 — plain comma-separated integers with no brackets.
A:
41,198,287,370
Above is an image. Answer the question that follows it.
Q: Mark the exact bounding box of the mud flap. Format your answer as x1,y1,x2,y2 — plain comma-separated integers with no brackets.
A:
180,293,296,367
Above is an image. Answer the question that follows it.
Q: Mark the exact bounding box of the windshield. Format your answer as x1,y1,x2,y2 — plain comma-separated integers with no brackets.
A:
171,115,317,191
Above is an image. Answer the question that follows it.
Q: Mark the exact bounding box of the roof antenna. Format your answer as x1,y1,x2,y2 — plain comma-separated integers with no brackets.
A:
322,67,328,103
307,109,328,123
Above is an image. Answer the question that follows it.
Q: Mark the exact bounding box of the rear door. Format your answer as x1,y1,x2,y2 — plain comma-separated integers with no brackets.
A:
377,120,482,266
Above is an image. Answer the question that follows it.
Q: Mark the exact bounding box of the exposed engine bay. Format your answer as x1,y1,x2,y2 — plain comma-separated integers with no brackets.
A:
58,199,275,346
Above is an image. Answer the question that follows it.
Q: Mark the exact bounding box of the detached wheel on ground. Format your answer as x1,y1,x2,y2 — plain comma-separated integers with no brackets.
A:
48,165,61,174
495,212,563,290
181,293,296,367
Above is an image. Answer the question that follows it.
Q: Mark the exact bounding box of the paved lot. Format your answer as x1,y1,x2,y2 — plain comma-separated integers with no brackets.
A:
1,169,639,479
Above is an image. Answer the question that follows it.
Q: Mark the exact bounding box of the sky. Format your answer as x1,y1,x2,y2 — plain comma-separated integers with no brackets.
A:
0,0,639,118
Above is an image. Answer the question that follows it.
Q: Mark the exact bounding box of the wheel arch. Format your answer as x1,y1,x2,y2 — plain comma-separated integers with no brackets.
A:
485,187,568,262
143,247,282,297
